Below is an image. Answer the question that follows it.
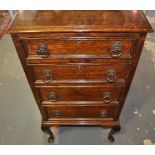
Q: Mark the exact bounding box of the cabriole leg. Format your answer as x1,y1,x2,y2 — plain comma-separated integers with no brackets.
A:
108,125,121,142
41,125,54,143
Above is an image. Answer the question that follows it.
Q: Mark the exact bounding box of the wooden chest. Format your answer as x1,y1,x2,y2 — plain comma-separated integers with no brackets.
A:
7,11,153,143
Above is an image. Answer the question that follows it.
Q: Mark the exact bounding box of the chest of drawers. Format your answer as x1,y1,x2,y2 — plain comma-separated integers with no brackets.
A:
8,11,153,143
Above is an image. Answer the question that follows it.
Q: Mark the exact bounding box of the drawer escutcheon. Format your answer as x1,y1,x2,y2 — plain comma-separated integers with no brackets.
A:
100,111,107,118
53,111,62,118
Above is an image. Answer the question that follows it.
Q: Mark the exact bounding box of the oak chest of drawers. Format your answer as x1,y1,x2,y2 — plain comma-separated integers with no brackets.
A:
8,10,153,143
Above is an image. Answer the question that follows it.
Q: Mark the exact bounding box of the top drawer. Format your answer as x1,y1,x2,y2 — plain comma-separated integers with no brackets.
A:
23,36,137,59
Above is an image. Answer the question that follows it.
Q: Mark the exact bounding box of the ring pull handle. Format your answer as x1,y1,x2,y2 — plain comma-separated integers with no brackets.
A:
110,42,122,58
103,92,112,104
106,69,117,83
37,44,49,58
43,70,53,83
100,111,107,118
48,92,57,102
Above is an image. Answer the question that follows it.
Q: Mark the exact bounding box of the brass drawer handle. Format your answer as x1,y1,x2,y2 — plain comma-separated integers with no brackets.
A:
100,111,107,118
37,44,49,58
103,92,112,104
110,42,122,58
48,92,57,102
106,69,117,83
53,111,62,118
43,70,53,83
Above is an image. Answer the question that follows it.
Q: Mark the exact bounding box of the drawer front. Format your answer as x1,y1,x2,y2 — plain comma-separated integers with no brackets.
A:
45,105,117,119
33,63,130,83
38,85,123,102
24,38,136,58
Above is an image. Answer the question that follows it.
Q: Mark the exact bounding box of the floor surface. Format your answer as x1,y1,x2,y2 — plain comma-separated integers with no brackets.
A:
0,11,155,145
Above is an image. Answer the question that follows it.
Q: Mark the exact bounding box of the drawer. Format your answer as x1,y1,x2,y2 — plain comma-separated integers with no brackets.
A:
44,104,117,119
33,63,130,84
38,85,123,103
24,37,136,58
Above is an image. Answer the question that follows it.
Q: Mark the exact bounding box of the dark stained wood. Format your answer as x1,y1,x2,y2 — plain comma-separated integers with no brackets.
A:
42,119,120,126
38,85,123,102
19,32,139,64
44,104,118,119
7,11,153,33
32,63,131,83
27,56,133,64
8,11,154,143
23,37,136,56
17,32,140,38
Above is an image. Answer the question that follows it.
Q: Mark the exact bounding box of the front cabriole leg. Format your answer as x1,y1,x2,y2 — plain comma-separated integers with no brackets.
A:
41,125,54,143
108,125,121,142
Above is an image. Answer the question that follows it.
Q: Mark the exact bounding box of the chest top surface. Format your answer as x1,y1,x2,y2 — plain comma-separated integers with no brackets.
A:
7,10,153,33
